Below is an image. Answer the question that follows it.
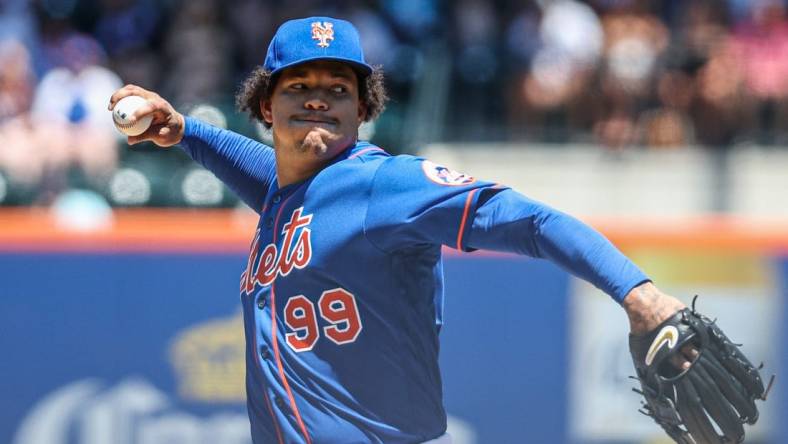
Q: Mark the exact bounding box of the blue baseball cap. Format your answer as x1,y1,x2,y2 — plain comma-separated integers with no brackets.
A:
263,17,372,77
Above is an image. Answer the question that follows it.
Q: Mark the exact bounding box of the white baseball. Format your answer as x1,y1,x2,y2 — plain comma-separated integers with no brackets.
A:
112,95,153,136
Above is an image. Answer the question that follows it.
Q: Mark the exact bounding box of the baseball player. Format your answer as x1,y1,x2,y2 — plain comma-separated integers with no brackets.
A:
109,16,769,444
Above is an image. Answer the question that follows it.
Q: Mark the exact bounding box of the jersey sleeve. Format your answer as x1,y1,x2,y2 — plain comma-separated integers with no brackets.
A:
364,155,506,252
465,188,650,303
364,155,649,303
178,117,276,212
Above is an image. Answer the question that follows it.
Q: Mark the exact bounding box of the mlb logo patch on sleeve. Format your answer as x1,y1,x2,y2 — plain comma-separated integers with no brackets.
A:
421,160,476,186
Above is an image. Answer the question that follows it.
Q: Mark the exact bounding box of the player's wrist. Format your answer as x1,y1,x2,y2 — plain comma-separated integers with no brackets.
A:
174,112,186,144
623,282,686,334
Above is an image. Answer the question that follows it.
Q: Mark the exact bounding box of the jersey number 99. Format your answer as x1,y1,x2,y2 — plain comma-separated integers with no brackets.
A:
284,288,363,352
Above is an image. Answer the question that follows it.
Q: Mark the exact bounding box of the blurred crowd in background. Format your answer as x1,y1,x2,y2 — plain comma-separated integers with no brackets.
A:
1,0,787,208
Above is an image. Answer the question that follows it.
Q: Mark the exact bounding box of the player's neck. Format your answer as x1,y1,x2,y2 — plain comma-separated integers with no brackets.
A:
275,161,323,187
273,143,337,187
273,136,357,187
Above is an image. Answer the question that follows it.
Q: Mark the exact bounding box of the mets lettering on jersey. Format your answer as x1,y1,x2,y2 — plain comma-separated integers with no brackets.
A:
180,117,649,444
241,208,313,292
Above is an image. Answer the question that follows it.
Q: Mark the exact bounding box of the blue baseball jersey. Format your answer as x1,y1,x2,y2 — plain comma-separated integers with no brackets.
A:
180,117,649,444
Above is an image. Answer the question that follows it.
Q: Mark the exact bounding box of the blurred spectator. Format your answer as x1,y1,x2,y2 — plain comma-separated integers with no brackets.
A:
509,0,603,142
94,0,161,56
634,0,717,149
504,3,542,69
348,8,398,68
29,31,122,201
94,0,163,89
730,0,788,143
637,69,695,148
0,38,34,121
162,0,233,105
0,115,47,187
0,38,40,201
542,0,604,67
448,0,500,140
601,3,667,95
594,0,669,149
690,40,755,148
225,0,274,70
382,0,439,41
0,0,37,60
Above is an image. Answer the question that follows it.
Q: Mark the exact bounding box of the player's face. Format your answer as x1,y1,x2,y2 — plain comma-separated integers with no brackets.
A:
262,60,367,160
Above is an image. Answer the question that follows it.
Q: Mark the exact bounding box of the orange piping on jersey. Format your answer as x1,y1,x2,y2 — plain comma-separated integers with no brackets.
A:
348,147,384,159
269,192,313,444
263,390,284,444
254,333,285,444
456,188,479,250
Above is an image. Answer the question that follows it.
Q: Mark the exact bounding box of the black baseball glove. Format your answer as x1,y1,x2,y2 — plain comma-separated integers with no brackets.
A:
629,297,774,444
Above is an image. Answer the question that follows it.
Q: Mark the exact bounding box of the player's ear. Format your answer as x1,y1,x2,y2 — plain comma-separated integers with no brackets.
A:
357,100,367,123
260,98,273,125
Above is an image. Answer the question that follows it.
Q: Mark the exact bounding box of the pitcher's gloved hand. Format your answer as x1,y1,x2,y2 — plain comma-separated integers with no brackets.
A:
629,297,774,444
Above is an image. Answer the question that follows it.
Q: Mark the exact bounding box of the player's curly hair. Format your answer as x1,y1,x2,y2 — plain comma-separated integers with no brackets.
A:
236,66,387,128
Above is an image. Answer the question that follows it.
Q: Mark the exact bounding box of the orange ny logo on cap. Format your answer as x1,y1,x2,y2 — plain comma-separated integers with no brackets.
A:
311,21,334,48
